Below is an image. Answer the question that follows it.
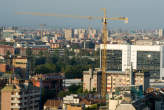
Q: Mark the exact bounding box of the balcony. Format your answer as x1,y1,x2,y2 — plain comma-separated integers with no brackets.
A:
11,103,26,109
11,105,21,109
11,94,21,98
11,100,21,103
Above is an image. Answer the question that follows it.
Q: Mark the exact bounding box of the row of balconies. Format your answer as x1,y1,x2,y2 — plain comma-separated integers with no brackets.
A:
11,104,39,109
11,92,40,98
11,100,40,108
11,97,40,103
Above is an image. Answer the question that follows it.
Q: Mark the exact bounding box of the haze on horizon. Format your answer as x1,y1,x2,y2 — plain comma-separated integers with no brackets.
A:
0,0,163,30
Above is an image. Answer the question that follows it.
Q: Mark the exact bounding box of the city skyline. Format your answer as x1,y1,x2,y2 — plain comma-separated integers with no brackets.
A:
0,0,164,29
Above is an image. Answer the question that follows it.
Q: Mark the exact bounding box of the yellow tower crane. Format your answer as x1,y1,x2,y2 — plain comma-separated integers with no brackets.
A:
17,9,128,99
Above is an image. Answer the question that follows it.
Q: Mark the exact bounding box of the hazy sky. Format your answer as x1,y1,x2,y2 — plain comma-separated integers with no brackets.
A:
0,0,163,29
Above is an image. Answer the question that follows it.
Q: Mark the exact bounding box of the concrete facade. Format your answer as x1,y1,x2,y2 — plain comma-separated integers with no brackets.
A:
106,70,145,92
83,68,101,92
83,68,148,93
1,78,40,110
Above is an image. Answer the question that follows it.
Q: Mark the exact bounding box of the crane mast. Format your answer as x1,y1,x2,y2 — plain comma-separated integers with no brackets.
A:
101,8,108,98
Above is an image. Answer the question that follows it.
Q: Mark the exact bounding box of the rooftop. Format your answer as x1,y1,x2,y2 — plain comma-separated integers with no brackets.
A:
1,84,16,92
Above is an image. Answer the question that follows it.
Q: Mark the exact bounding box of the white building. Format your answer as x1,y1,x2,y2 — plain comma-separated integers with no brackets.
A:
63,79,82,87
100,44,164,79
159,29,164,37
63,94,79,104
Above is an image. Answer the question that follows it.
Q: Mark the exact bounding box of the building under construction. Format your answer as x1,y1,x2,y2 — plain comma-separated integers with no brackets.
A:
31,73,64,97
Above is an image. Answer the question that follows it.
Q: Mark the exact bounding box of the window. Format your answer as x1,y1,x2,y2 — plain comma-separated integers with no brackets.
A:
102,50,122,71
137,51,160,78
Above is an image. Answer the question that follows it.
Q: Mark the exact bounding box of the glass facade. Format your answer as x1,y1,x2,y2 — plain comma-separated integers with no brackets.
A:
137,51,160,78
102,50,122,71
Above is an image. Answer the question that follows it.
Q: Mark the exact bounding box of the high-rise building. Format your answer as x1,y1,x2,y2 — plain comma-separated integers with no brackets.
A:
100,44,164,79
1,78,40,110
83,68,101,92
64,29,73,41
159,29,164,37
83,68,149,93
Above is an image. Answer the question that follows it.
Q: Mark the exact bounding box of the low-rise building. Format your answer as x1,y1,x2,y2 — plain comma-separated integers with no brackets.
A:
32,48,48,56
14,47,27,57
50,43,60,49
63,79,82,87
12,57,27,69
0,63,6,73
66,104,83,110
63,94,82,110
44,99,62,110
63,94,80,104
0,45,14,56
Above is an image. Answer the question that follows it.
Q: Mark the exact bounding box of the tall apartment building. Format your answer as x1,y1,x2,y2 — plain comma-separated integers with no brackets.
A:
83,68,101,92
64,29,73,41
159,29,164,37
106,70,149,92
83,68,149,93
74,29,86,39
100,44,164,79
1,77,40,110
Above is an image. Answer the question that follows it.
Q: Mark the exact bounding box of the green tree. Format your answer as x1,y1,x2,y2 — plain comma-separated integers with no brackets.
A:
57,91,70,98
35,57,46,65
68,85,83,94
35,63,56,74
39,51,43,56
26,48,32,57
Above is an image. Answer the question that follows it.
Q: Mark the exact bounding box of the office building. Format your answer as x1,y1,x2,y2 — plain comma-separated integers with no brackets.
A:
100,44,164,79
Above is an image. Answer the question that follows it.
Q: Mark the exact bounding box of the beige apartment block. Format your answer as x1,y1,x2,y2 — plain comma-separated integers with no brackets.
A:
1,78,40,110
